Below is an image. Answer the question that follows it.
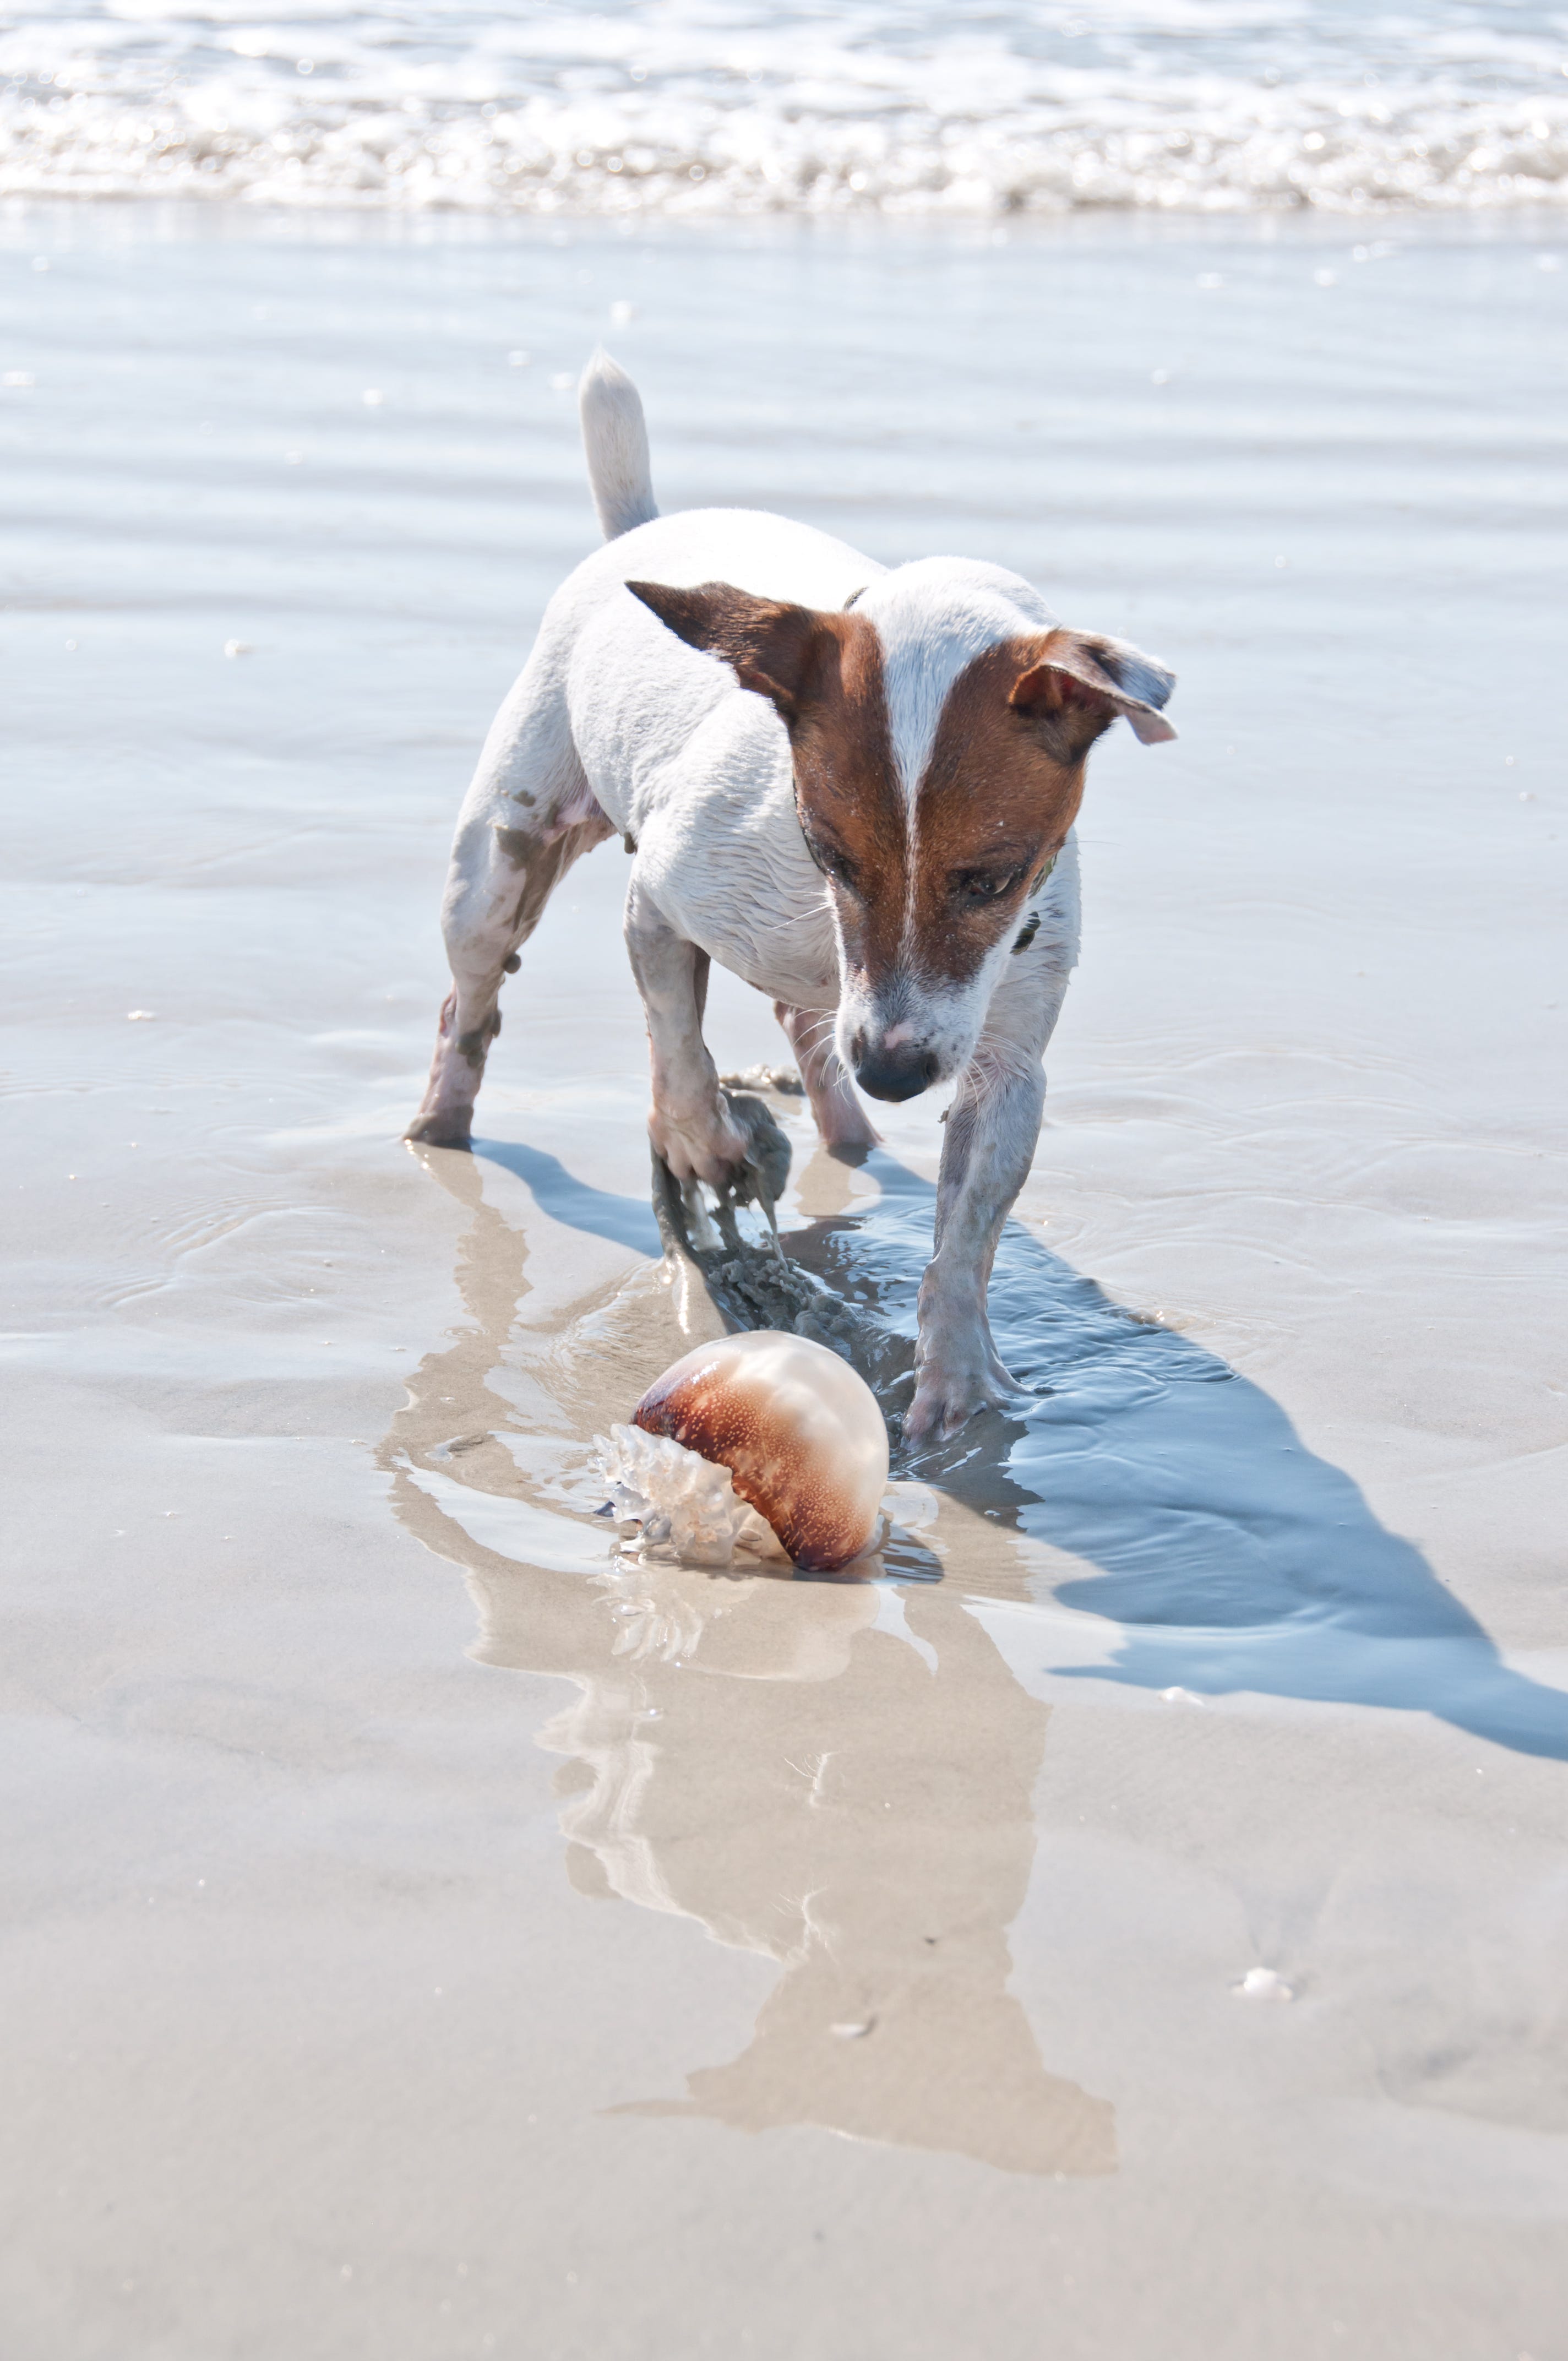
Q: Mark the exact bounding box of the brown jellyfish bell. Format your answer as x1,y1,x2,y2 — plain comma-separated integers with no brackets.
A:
598,1331,890,1573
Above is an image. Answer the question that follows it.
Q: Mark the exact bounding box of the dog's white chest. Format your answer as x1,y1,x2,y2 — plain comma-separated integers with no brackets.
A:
633,757,842,1006
570,611,845,1009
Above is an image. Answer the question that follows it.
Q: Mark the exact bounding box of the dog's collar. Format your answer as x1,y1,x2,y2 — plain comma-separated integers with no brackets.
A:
1011,853,1058,954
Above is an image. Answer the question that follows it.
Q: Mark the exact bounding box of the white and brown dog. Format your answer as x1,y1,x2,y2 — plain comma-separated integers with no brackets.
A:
410,353,1176,1441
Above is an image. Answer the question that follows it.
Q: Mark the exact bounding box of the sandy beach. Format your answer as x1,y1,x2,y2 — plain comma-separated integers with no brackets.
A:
3,197,1567,2357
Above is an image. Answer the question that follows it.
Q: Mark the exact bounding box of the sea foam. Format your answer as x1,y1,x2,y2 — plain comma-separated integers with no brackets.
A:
5,0,1568,217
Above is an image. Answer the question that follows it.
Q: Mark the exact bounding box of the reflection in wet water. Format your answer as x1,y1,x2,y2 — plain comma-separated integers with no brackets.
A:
480,1559,1114,2176
385,1122,1568,2174
384,1143,1115,2178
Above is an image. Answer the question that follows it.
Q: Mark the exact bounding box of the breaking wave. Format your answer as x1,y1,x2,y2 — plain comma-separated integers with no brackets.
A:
6,0,1568,217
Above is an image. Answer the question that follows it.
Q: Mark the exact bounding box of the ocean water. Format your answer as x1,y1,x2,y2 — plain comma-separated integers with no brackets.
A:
5,0,1568,217
7,201,1567,2347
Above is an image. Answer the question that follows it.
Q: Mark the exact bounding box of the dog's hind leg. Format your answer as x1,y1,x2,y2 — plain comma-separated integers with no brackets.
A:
773,1001,880,1161
407,705,612,1147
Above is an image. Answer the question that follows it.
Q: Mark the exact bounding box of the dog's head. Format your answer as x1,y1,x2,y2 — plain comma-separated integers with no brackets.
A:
627,559,1175,1102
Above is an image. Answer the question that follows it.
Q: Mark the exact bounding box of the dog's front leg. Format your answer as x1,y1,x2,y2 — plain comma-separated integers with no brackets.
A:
905,986,1055,1444
625,884,755,1187
774,1002,880,1160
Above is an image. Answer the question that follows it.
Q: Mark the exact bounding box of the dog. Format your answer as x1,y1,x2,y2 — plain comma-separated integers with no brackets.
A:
409,352,1177,1441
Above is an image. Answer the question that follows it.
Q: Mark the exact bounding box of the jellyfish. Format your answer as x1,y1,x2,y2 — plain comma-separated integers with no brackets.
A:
600,1331,889,1572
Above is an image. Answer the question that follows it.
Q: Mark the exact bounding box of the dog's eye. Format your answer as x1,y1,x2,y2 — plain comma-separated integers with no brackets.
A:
954,866,1025,906
807,836,858,893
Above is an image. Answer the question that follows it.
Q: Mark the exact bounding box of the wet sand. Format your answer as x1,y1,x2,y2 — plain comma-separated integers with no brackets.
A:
3,203,1567,2356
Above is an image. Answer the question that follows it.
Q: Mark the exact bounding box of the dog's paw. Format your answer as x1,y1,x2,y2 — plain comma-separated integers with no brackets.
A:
903,1349,1028,1444
815,1094,881,1162
647,1086,783,1199
405,1109,473,1149
649,1098,759,1192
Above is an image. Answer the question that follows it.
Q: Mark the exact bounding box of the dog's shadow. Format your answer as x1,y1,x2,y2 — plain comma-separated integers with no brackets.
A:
477,1134,1568,1765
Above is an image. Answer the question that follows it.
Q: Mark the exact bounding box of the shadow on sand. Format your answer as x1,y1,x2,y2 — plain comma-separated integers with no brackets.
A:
482,1134,1568,1766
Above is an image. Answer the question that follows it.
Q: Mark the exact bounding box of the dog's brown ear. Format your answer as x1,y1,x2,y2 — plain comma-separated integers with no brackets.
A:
626,580,825,716
1009,629,1177,757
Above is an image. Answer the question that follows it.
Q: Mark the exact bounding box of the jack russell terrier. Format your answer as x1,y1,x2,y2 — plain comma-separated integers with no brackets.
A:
409,352,1177,1441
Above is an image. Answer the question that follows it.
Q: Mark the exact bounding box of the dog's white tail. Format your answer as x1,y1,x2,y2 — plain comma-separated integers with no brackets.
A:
578,348,658,541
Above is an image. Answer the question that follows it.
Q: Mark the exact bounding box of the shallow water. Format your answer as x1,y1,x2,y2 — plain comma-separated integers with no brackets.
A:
4,203,1567,2355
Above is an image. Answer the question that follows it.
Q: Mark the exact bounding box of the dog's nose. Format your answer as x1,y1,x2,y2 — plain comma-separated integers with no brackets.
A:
853,1038,939,1103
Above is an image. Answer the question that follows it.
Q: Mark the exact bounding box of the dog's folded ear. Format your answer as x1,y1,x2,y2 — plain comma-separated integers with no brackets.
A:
1009,629,1178,755
626,580,825,716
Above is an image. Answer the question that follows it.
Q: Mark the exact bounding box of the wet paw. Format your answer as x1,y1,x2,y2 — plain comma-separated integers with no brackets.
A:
405,1111,473,1149
903,1354,1027,1445
816,1096,881,1161
649,1107,749,1190
649,1089,790,1209
649,1091,793,1268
